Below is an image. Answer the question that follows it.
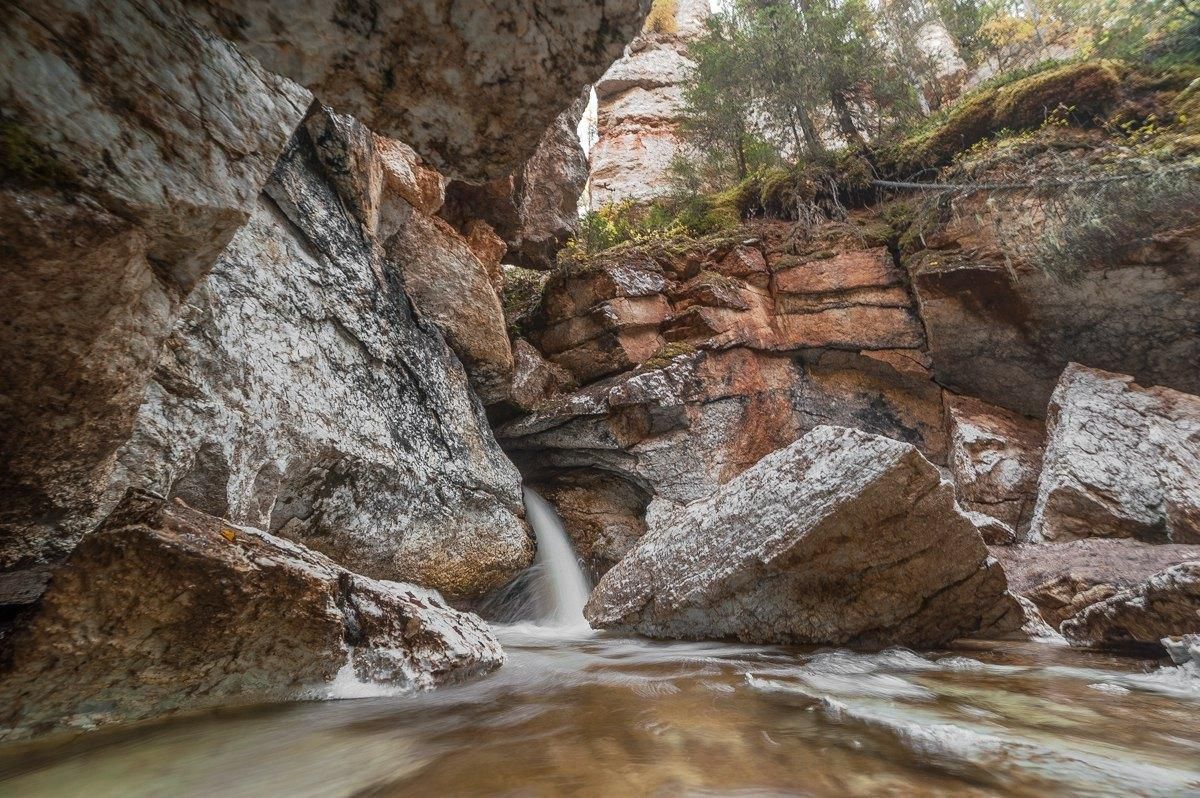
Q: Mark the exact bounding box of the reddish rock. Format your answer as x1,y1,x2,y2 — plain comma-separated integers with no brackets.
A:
772,248,900,295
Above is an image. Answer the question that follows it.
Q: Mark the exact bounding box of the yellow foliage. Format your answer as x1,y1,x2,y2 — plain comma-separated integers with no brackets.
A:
644,0,678,34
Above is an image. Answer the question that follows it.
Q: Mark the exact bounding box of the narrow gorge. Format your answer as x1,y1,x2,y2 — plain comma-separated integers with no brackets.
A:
1,0,1199,795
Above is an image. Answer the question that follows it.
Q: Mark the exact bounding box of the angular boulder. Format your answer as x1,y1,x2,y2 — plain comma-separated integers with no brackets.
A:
584,426,1016,646
0,492,503,741
946,395,1045,542
1030,364,1200,543
186,0,650,180
1060,562,1200,649
993,539,1200,629
105,109,532,602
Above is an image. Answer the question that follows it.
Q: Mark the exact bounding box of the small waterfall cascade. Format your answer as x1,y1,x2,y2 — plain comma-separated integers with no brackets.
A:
524,487,592,629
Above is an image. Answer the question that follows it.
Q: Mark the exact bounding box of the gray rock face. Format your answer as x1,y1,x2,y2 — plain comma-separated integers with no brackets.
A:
1030,364,1200,544
0,492,504,741
0,0,311,600
1060,562,1200,648
185,0,651,181
946,395,1045,542
106,111,532,602
585,426,1016,647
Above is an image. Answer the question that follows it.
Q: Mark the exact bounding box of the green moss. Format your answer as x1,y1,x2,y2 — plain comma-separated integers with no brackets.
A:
0,121,77,189
885,60,1124,174
640,341,698,371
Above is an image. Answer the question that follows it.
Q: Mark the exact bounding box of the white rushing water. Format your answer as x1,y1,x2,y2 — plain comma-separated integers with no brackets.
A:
523,487,592,630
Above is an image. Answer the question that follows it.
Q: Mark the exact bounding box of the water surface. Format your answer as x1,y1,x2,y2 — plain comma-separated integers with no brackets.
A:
2,627,1197,797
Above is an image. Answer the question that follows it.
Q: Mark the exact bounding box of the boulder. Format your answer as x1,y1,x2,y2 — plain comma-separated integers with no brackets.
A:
105,112,532,602
385,206,515,406
0,0,311,602
439,93,591,270
0,492,503,741
185,0,650,180
946,395,1045,541
1030,364,1200,544
1060,562,1200,649
584,426,1016,646
992,539,1200,629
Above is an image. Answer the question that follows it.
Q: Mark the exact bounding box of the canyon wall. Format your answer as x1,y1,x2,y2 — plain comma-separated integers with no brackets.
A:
589,0,711,207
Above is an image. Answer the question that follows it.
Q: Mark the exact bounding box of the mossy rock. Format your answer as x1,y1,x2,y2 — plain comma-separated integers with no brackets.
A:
886,60,1123,175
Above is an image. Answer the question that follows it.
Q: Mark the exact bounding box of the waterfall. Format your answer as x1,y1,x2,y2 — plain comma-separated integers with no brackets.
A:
523,488,592,629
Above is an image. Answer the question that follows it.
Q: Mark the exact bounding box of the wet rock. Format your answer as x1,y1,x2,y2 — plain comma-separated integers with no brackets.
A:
946,395,1045,541
584,426,1015,646
1060,562,1200,649
905,199,1200,417
1162,634,1200,666
186,0,651,181
105,114,532,602
993,539,1200,629
0,0,310,597
0,492,503,741
530,469,651,576
1030,364,1200,544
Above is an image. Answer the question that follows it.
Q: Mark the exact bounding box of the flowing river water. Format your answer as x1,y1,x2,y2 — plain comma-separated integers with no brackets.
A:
1,493,1198,797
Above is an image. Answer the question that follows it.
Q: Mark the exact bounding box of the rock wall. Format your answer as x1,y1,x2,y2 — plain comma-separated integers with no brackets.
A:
0,0,312,602
905,197,1200,417
106,107,533,603
589,0,710,207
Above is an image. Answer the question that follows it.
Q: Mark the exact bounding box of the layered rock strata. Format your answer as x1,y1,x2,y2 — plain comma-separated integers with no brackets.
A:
0,0,311,603
585,426,1018,646
105,107,532,602
0,492,503,741
589,0,711,206
185,0,651,180
1030,364,1200,544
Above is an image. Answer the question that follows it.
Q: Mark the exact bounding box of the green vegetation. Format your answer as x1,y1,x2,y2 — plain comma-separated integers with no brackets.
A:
501,266,549,338
639,342,698,371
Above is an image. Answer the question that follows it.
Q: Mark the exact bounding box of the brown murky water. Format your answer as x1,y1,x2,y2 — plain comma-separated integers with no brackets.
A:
1,626,1198,797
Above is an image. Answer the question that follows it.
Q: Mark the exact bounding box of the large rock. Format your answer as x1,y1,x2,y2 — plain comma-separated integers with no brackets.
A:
439,93,591,270
589,1,710,207
946,395,1045,542
0,0,311,603
1060,562,1200,649
105,110,532,602
185,0,650,180
993,539,1200,629
584,426,1017,646
0,492,503,741
1030,364,1200,544
905,197,1200,417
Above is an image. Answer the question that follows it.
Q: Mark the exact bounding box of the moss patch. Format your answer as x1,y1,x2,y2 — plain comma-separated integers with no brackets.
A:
640,341,698,371
885,60,1123,174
